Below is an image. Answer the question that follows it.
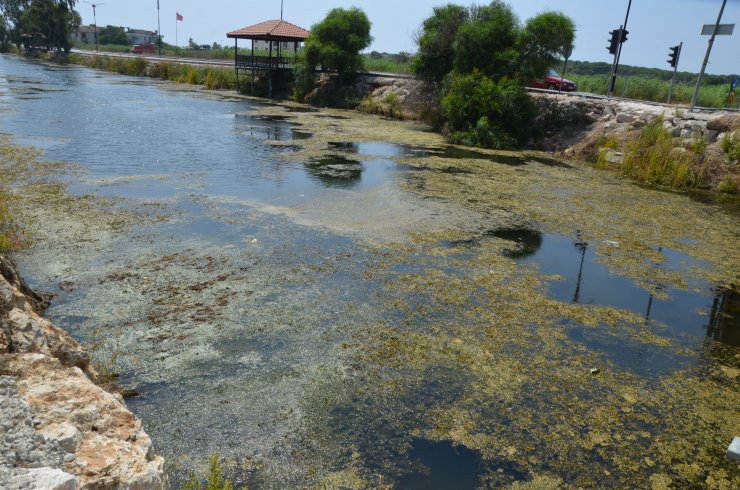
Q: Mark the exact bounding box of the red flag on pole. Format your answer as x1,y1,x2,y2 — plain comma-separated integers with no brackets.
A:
176,12,183,21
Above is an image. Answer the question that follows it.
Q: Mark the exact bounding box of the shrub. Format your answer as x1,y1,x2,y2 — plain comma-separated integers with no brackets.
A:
291,61,316,101
183,454,236,490
358,92,403,118
720,131,740,161
620,117,700,188
717,176,738,194
441,70,535,149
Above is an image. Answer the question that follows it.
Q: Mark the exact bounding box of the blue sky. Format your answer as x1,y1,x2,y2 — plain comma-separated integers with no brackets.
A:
81,0,740,75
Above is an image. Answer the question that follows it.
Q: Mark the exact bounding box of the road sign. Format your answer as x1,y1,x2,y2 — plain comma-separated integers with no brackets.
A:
701,23,735,35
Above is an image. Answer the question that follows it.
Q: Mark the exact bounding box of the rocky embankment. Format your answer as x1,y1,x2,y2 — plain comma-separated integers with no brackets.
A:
0,255,168,489
351,77,740,191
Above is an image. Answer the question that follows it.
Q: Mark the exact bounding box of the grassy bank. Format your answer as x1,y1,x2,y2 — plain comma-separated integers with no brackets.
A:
67,54,238,90
589,117,740,194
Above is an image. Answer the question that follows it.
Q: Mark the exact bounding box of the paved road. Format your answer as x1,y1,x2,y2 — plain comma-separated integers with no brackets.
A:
71,48,234,68
70,49,736,113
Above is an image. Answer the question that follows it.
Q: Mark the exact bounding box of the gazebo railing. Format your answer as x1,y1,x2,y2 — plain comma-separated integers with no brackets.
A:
235,55,296,70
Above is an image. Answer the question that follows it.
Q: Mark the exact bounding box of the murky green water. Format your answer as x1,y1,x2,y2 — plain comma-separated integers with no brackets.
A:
1,55,738,489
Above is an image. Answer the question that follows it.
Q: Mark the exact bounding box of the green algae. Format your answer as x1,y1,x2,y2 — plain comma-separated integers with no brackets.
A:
2,87,739,489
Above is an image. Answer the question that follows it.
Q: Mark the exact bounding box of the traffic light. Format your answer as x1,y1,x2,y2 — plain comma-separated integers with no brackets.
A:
607,29,620,55
667,45,680,68
620,29,629,43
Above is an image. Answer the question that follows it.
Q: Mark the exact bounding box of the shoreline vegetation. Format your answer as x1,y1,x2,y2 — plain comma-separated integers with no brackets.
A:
32,49,739,197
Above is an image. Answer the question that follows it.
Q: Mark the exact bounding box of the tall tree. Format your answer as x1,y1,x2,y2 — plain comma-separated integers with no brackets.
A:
518,11,576,81
412,4,469,81
453,1,520,80
304,7,372,75
98,24,127,45
0,0,77,52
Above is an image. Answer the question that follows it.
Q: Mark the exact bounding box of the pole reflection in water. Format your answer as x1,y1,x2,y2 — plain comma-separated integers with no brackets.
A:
706,287,740,347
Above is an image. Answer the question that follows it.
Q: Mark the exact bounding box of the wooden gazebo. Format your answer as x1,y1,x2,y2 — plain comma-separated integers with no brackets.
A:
226,19,311,96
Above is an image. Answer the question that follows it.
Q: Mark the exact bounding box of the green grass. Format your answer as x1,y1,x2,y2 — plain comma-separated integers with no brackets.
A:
67,54,238,90
720,131,740,161
595,117,708,189
362,56,412,74
570,74,736,109
183,454,236,490
73,41,278,60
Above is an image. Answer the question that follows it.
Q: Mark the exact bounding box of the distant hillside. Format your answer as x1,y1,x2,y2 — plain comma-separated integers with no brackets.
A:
564,60,738,86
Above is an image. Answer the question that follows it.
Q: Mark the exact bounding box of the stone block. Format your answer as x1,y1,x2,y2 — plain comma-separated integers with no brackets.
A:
20,468,77,490
616,113,635,124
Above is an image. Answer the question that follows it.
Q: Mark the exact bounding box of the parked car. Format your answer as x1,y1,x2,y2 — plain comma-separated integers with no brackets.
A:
530,69,577,92
131,43,156,55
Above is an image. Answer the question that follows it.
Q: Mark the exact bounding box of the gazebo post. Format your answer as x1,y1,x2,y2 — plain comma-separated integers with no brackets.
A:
268,39,273,98
234,38,239,92
251,39,255,95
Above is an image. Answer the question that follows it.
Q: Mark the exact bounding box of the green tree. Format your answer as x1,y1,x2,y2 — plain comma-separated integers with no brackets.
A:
97,24,127,45
0,13,8,51
411,3,469,81
453,1,520,80
304,7,372,75
518,11,575,81
0,0,77,52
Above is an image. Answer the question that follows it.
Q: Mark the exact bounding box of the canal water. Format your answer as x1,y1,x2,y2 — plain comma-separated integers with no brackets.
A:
1,55,738,488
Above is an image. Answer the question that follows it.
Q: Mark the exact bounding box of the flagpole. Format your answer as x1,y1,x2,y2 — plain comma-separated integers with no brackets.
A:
176,15,178,47
157,0,161,54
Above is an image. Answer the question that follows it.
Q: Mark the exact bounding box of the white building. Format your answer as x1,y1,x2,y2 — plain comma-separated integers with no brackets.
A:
70,25,98,45
126,29,158,45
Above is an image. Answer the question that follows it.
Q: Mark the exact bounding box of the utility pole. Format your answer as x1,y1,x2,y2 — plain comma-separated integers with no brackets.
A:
559,45,573,94
690,0,728,111
607,0,633,98
83,2,103,53
157,0,162,55
281,0,284,20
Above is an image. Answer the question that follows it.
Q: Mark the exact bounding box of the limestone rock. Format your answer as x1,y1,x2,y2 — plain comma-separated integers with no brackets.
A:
3,354,168,489
0,255,169,489
616,113,636,124
12,468,77,490
707,114,740,132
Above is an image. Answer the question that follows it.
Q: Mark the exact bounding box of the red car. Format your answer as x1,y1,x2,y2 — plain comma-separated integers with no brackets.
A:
530,69,577,92
131,43,156,55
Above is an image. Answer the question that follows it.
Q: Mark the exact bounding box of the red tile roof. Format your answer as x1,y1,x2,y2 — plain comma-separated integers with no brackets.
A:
227,20,310,41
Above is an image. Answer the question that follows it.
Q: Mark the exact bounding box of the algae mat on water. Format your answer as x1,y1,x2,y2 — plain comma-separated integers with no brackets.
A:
2,94,739,489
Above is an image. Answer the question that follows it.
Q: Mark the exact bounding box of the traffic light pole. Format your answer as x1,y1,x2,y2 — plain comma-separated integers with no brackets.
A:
690,0,728,112
608,0,633,98
607,26,622,98
667,42,682,104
